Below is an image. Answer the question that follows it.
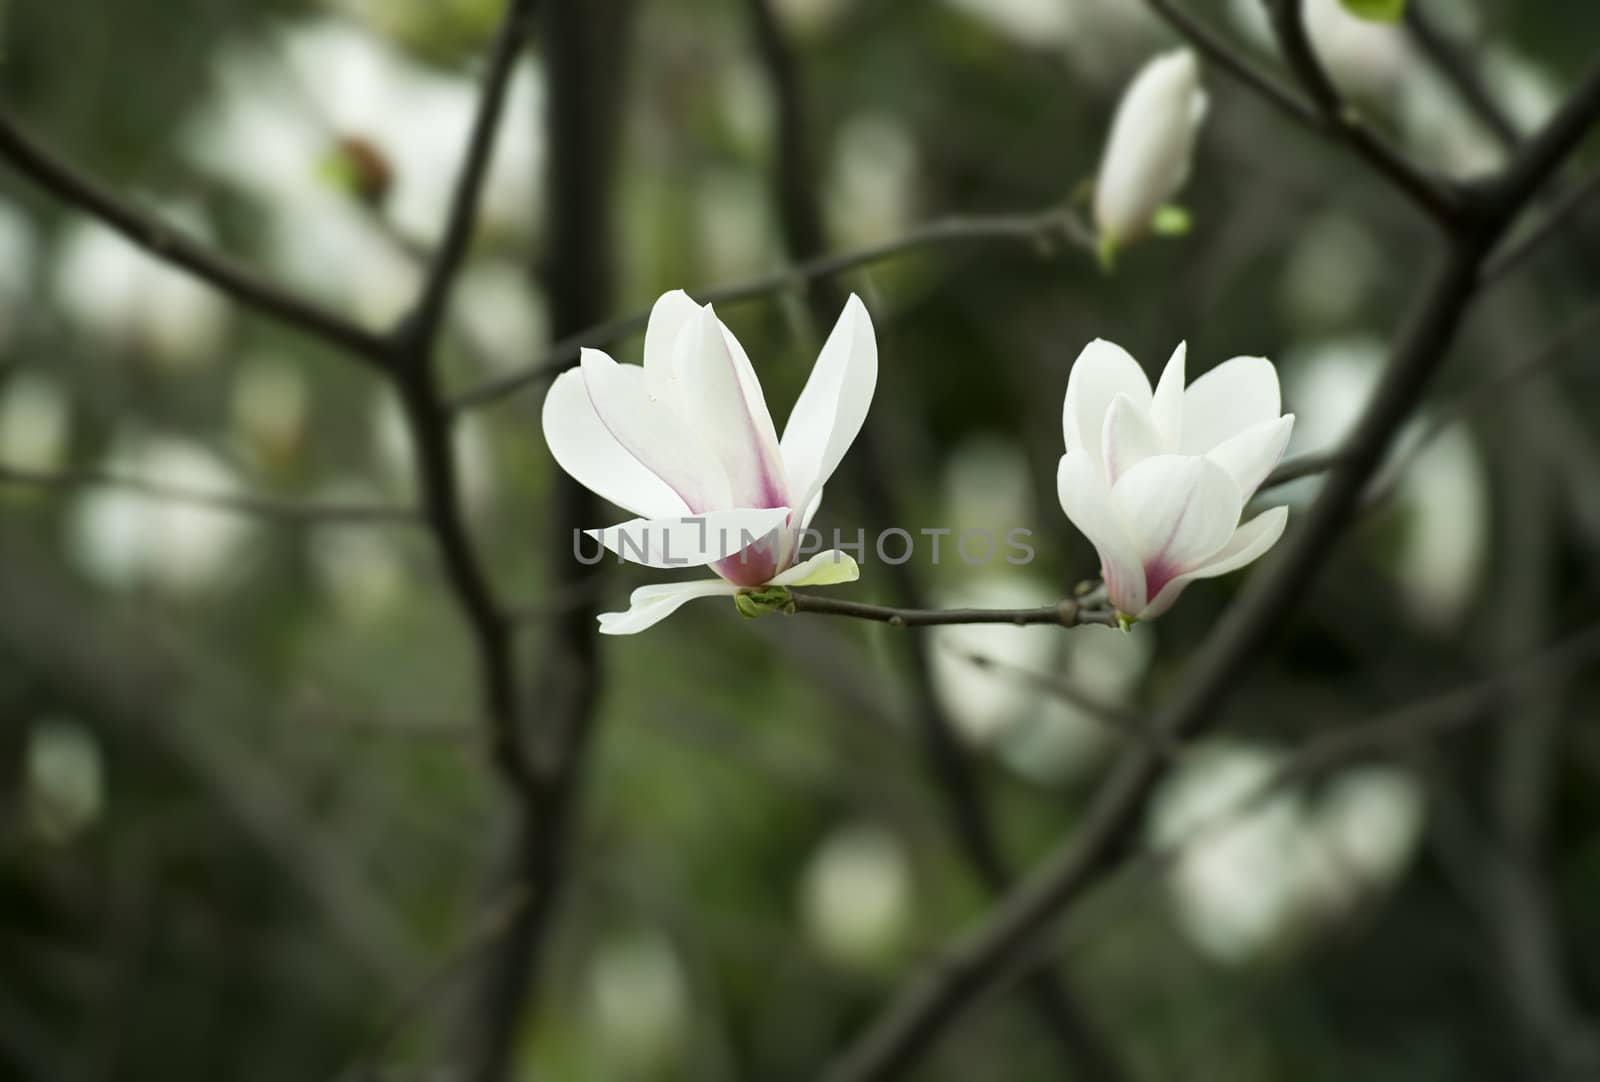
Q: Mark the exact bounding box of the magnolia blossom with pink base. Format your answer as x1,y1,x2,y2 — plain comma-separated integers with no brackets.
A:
1057,339,1294,621
542,289,877,634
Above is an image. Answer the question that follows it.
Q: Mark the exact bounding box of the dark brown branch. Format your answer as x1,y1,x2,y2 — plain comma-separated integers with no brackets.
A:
1144,0,1320,126
819,47,1600,1077
740,2,1138,1081
1482,165,1600,283
1264,0,1463,225
1404,4,1522,150
445,205,1093,412
0,463,418,526
1488,57,1600,219
395,0,537,351
381,0,542,793
443,1,625,1079
787,593,1117,629
0,112,390,363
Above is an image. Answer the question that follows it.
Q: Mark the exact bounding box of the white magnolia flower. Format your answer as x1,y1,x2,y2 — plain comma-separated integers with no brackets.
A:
542,290,877,634
1094,49,1208,256
1057,340,1294,621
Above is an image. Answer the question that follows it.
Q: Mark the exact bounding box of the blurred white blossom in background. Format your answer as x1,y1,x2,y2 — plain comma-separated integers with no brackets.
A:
801,823,913,970
1283,338,1490,625
0,373,71,473
1148,743,1424,965
451,260,550,375
584,930,692,1071
52,210,231,369
373,388,497,517
24,716,106,845
827,112,919,249
308,480,409,622
184,19,542,324
1227,0,1407,100
67,434,255,596
230,354,311,471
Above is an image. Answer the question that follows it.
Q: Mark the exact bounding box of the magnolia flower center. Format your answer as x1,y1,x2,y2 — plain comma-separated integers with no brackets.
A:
714,525,791,587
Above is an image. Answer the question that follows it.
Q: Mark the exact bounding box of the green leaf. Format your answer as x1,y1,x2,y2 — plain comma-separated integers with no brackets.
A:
734,586,792,619
1151,204,1193,237
1339,0,1406,22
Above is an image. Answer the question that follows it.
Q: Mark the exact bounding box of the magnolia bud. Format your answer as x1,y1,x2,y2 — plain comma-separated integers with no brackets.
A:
1093,49,1208,258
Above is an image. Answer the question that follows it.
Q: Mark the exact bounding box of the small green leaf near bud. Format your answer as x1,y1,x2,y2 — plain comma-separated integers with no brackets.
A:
1117,612,1138,632
734,585,793,619
1097,235,1118,273
1152,204,1192,237
1339,0,1406,22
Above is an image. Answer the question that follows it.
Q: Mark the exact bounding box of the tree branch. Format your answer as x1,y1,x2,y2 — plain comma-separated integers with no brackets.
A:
740,2,1139,1081
787,593,1117,629
818,44,1600,1079
445,204,1093,412
443,1,626,1078
1264,0,1463,225
0,112,390,363
0,463,418,526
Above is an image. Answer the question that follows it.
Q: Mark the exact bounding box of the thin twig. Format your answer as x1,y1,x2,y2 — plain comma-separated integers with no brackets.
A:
787,593,1117,629
1144,0,1319,126
1264,0,1463,225
0,113,390,363
740,2,1138,1080
1404,4,1522,149
444,205,1093,412
818,40,1600,1081
1482,165,1600,283
383,0,540,792
0,464,418,526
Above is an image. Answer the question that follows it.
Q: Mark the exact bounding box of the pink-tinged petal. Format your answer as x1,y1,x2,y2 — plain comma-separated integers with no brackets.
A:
1110,454,1241,588
586,506,792,569
542,367,689,520
1151,341,1187,451
1137,505,1288,620
1058,451,1147,616
1180,355,1281,455
1103,393,1166,486
580,348,731,513
1205,414,1295,502
1063,339,1153,472
641,289,700,399
597,578,740,635
780,294,877,514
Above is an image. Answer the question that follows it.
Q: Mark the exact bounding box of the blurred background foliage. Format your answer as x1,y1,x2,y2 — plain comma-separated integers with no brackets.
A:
1,0,1599,1080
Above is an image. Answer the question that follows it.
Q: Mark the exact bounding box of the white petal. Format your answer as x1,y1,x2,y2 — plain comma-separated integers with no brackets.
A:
641,289,700,397
1058,451,1146,616
1180,355,1281,455
800,485,825,530
1205,414,1295,502
1151,341,1187,450
1103,393,1166,486
780,294,877,513
1138,505,1288,620
1093,49,1205,246
541,367,688,520
1063,339,1153,473
669,306,788,508
770,549,860,587
596,578,740,635
1111,454,1241,572
587,506,792,569
580,348,731,512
